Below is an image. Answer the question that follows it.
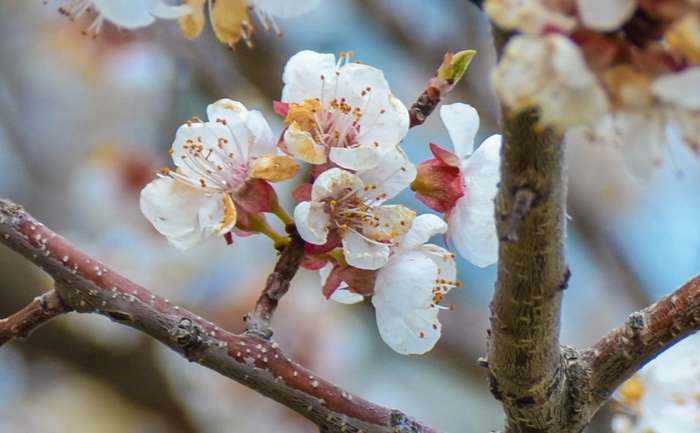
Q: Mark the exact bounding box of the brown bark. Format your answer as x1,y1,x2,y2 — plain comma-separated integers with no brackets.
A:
0,198,441,433
486,105,575,433
0,290,69,346
244,227,305,338
583,275,700,414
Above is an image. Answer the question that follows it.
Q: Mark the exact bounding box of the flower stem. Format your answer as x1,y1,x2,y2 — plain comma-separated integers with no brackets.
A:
246,213,290,250
259,223,290,250
271,203,294,226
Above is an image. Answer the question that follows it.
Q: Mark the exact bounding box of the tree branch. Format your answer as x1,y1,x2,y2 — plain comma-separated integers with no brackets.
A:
0,289,69,346
0,198,442,433
487,105,572,433
244,226,305,338
582,275,700,413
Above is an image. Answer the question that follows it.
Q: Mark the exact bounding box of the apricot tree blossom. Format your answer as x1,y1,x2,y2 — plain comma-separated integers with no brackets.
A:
4,3,700,433
277,50,409,171
487,0,700,179
61,0,191,33
412,103,501,267
140,99,297,249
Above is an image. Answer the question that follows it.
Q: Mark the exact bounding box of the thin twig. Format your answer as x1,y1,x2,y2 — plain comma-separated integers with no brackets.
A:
0,198,441,433
244,226,305,339
0,289,69,346
582,275,700,413
409,86,443,128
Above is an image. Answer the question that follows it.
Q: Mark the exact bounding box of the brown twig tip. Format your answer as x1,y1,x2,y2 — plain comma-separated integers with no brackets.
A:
245,226,305,338
409,86,442,128
0,290,70,347
501,187,536,242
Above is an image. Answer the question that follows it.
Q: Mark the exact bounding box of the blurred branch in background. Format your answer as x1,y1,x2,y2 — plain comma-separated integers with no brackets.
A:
0,257,201,433
569,198,652,310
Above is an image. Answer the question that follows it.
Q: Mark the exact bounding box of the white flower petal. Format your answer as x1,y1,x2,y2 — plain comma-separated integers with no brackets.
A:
493,34,609,129
148,0,193,19
311,168,364,201
205,99,275,160
332,63,408,156
577,0,636,31
401,214,448,250
617,112,666,179
440,103,479,159
357,147,416,203
342,230,390,270
355,93,409,158
170,121,236,180
329,146,382,171
484,0,577,34
419,244,457,285
250,0,320,18
140,177,229,250
652,68,700,110
293,201,330,245
373,251,441,354
281,50,337,103
330,288,365,304
449,134,501,267
206,98,247,126
91,0,189,29
243,110,276,156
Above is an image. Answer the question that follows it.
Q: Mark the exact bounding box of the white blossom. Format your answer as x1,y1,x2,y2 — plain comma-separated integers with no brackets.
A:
492,34,609,129
484,0,576,34
140,99,292,250
63,0,191,33
567,68,700,179
372,214,458,355
612,333,700,433
280,50,409,171
441,103,501,267
294,148,416,270
577,0,637,31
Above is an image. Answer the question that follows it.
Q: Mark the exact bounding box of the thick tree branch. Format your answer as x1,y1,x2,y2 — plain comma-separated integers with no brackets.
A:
488,104,571,433
582,275,700,413
0,198,441,433
244,227,305,338
0,289,69,346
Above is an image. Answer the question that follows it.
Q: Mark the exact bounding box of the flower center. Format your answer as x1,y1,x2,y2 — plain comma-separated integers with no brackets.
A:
286,94,365,151
323,184,391,238
165,119,252,194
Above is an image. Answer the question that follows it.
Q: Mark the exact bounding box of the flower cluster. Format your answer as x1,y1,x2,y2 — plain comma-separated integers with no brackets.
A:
611,333,700,433
141,50,501,354
56,0,320,45
486,0,700,178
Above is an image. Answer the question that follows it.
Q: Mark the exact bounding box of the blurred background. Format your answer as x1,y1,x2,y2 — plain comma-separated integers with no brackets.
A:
1,1,699,432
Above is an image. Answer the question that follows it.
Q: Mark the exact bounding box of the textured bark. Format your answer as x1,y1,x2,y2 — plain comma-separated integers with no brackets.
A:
0,290,69,345
582,275,700,414
244,227,305,339
487,105,573,433
0,198,442,433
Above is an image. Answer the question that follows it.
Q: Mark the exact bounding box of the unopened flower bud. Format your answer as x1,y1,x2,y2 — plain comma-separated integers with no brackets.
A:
437,49,477,85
